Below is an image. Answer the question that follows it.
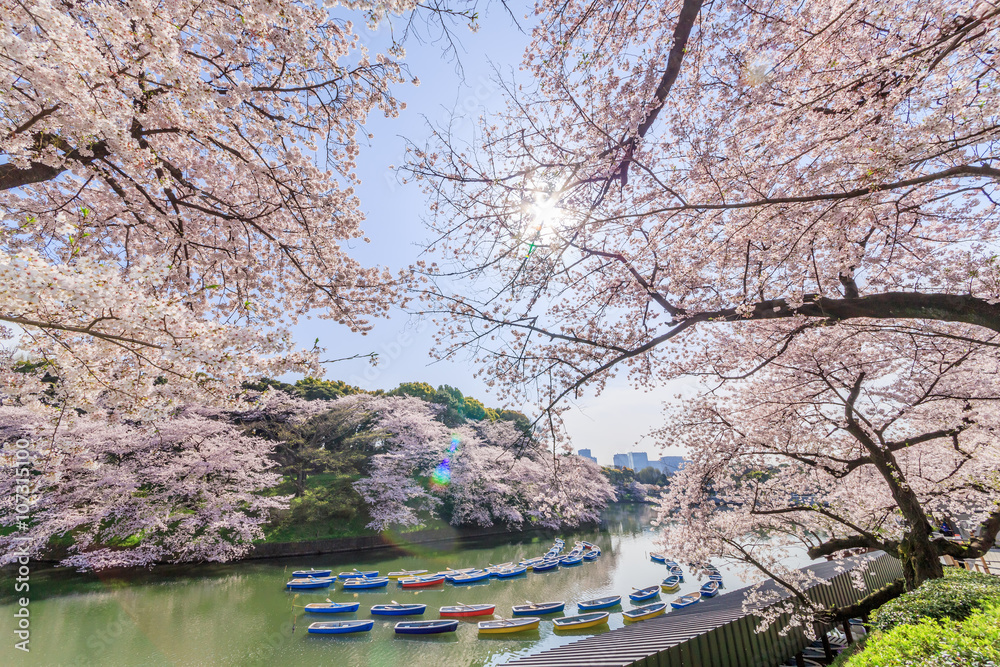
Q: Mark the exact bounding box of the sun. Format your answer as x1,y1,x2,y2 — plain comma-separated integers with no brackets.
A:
522,190,566,256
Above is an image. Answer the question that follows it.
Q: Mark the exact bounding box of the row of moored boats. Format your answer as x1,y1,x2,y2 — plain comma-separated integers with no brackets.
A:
288,541,725,635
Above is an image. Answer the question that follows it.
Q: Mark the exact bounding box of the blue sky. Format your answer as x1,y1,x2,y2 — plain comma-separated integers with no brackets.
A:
291,8,692,465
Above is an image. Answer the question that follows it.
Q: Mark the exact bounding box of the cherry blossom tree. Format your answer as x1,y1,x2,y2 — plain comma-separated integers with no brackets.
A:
0,0,460,414
411,0,1000,405
653,323,1000,622
407,0,1000,623
0,404,287,569
353,394,614,530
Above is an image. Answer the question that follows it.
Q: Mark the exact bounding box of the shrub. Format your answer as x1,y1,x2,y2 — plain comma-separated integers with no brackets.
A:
870,569,1000,632
844,603,1000,667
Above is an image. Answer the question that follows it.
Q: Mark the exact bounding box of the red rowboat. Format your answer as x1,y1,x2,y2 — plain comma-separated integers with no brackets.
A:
400,574,446,588
439,603,496,618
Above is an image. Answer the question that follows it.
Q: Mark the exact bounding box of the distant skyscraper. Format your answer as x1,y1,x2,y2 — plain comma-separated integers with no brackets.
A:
628,452,650,470
612,453,630,469
577,448,597,463
658,456,686,475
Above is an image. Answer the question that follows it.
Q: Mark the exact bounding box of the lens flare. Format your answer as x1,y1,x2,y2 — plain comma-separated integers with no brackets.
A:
430,434,461,490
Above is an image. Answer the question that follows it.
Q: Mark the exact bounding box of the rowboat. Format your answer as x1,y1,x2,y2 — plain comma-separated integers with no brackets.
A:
336,569,379,579
623,602,667,622
668,566,684,582
307,620,374,634
399,574,445,588
583,550,600,561
387,569,429,580
494,565,527,579
485,562,515,576
559,555,583,566
437,567,477,577
670,592,702,609
519,557,546,570
552,612,610,630
708,573,724,584
664,560,679,569
439,603,496,618
650,553,666,563
478,617,540,634
700,580,720,598
293,568,332,578
449,570,490,584
531,559,559,572
286,577,334,589
371,602,426,616
578,541,596,550
394,620,459,635
629,586,660,602
512,600,565,616
660,575,681,592
342,576,389,589
577,595,621,611
304,601,360,613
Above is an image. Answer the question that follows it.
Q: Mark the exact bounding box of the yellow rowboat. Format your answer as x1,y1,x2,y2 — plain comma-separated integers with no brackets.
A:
478,617,541,634
623,602,667,622
552,612,610,631
387,569,428,579
661,574,681,592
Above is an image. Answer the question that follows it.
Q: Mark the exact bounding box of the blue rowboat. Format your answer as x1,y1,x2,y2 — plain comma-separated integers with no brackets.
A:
394,620,458,635
494,565,527,579
559,555,583,566
307,620,373,634
485,563,515,576
512,600,565,616
668,566,684,582
293,568,332,578
577,595,621,611
449,570,490,584
623,602,667,622
342,576,389,589
708,573,724,584
371,603,426,616
629,586,660,602
583,551,599,561
337,569,379,579
531,559,559,572
304,601,360,613
661,574,681,592
670,592,702,609
519,557,545,570
650,553,666,563
286,577,334,589
700,580,720,598
664,560,679,568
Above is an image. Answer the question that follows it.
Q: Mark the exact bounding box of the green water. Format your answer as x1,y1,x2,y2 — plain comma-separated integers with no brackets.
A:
1,505,810,666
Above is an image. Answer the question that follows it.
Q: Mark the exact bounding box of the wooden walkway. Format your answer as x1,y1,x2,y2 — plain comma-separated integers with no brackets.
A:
503,552,903,667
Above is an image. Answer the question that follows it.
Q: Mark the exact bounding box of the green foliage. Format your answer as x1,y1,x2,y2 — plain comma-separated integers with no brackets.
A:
463,396,488,420
871,569,1000,632
844,603,1000,667
389,381,437,401
637,466,669,486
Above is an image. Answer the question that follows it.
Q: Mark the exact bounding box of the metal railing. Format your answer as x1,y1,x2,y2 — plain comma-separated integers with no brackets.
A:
503,552,903,667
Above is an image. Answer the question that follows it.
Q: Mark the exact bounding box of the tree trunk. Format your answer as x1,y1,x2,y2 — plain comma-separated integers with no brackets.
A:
295,466,306,498
899,530,944,590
